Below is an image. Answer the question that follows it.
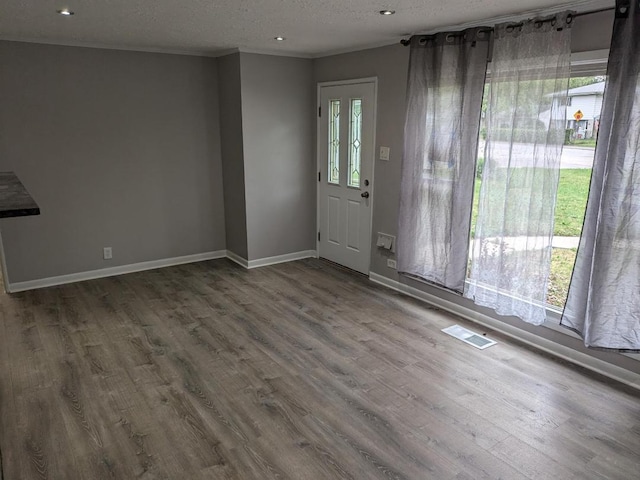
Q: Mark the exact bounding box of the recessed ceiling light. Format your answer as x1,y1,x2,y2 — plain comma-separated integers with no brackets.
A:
56,8,74,16
379,10,395,15
274,36,286,41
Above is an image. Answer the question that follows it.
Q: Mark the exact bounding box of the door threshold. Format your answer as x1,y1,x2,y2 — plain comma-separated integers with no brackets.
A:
317,257,369,277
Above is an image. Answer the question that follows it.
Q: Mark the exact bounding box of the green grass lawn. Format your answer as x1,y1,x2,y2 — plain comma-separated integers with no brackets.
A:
548,248,577,308
554,169,592,236
472,168,592,237
470,168,591,308
566,138,597,147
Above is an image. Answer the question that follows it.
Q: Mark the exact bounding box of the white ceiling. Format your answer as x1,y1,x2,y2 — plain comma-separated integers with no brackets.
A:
0,0,614,58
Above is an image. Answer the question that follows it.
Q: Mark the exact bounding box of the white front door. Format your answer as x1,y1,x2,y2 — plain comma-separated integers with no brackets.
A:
318,81,376,274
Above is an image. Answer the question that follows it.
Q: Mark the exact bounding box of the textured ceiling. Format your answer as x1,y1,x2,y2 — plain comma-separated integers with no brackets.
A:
0,0,614,57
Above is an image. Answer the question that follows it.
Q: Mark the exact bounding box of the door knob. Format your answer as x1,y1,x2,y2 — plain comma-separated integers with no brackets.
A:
361,191,370,198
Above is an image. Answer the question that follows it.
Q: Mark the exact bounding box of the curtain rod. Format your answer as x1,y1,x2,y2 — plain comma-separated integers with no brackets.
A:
399,6,615,46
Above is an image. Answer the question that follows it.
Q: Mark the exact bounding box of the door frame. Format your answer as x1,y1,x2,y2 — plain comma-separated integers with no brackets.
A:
0,231,10,293
316,77,378,274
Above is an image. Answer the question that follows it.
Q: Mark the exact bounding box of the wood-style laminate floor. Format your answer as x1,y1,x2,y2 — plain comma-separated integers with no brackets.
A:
1,258,639,479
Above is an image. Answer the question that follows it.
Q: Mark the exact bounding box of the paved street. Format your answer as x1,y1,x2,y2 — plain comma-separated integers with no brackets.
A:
560,146,596,168
478,141,595,169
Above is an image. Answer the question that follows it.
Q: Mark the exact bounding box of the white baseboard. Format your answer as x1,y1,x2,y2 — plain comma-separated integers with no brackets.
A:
225,250,249,269
369,272,640,390
8,249,318,292
226,250,317,269
8,250,227,293
247,250,317,269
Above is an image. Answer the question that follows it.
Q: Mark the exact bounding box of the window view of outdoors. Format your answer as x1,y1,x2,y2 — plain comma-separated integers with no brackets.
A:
471,76,605,310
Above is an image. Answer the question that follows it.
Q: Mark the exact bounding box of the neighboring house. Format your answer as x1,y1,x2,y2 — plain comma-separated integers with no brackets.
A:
566,81,605,139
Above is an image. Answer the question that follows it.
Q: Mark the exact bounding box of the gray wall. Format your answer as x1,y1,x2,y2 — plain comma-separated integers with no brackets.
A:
217,53,248,259
314,43,410,277
313,10,639,374
312,10,616,283
0,41,226,283
240,53,315,261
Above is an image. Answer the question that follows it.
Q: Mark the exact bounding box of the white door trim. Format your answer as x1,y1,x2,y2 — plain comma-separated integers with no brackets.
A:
316,77,378,274
0,231,9,292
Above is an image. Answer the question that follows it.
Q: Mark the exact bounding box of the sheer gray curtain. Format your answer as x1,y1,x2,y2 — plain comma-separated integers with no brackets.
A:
562,0,640,351
398,29,489,293
465,13,572,325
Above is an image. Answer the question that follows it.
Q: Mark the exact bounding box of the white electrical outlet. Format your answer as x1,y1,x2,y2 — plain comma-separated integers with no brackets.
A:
387,259,397,269
103,247,113,260
379,146,390,161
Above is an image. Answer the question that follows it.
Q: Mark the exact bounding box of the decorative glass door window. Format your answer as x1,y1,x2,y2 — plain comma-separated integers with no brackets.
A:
348,99,362,188
328,100,341,184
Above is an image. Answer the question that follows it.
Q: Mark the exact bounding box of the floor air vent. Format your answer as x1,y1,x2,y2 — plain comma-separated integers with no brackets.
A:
441,324,497,350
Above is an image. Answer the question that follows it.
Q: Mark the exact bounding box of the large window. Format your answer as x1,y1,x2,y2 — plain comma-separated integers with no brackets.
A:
470,75,605,312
